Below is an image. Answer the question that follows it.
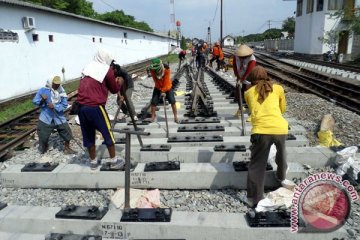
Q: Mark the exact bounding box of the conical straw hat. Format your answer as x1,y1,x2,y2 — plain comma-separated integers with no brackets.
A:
235,44,253,57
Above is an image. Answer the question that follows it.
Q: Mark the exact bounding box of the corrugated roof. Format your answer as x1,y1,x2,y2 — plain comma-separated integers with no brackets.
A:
0,0,173,39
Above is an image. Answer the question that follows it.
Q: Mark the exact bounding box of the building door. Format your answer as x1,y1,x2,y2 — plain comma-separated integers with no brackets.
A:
338,31,349,54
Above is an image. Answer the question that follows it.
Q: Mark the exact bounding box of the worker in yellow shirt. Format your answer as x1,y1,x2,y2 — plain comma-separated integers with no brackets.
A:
243,66,288,208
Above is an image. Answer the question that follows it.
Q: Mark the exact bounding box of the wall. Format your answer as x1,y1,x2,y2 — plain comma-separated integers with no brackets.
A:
0,2,176,102
294,0,327,54
352,35,360,59
248,39,294,51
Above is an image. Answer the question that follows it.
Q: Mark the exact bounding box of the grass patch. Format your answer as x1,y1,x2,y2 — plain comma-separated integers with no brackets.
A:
0,100,36,124
161,53,179,64
63,79,80,93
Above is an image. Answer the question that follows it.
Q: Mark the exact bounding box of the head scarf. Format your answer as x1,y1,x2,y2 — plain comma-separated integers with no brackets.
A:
45,75,67,104
82,49,113,83
149,58,164,79
247,66,273,104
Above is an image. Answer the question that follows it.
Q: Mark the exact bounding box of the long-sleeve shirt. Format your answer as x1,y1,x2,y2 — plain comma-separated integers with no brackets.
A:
77,68,120,107
244,84,288,135
212,46,220,57
232,55,256,81
32,88,68,125
150,67,172,93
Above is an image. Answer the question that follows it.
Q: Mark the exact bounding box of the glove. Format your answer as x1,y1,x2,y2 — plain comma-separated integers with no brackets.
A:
160,92,166,98
243,80,251,85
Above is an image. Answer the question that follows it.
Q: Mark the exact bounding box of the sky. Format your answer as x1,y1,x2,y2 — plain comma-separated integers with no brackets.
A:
88,0,297,41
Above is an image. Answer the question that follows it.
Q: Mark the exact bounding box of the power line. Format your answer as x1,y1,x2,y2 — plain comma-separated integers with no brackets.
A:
99,0,117,11
211,0,220,25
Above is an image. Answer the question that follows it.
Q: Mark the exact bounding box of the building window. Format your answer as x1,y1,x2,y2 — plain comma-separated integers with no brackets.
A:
0,29,19,42
100,38,102,43
316,0,324,11
48,35,54,42
124,32,127,38
307,0,314,13
297,0,303,16
32,34,39,42
328,0,344,10
92,37,95,42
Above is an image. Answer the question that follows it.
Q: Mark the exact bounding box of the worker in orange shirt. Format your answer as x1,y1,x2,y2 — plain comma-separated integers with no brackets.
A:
210,42,221,68
217,48,226,71
148,58,179,123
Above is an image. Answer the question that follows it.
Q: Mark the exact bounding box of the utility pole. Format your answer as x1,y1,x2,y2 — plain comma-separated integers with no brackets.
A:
268,20,271,30
170,0,175,36
220,0,223,47
207,25,211,47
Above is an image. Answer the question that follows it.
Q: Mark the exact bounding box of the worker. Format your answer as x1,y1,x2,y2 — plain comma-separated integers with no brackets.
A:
111,61,138,121
243,66,288,208
195,40,207,68
148,58,179,123
77,49,124,170
32,76,77,155
178,50,186,62
232,44,256,116
217,47,226,71
210,42,221,68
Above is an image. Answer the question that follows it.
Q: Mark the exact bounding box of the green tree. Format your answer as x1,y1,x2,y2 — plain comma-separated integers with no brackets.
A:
21,0,95,17
282,17,295,37
180,36,187,50
262,28,282,40
96,10,153,32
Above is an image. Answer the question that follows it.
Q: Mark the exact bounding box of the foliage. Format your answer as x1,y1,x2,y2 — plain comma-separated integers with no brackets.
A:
282,17,295,37
21,0,96,17
318,30,338,53
235,29,282,44
331,6,360,34
96,10,153,32
180,36,187,50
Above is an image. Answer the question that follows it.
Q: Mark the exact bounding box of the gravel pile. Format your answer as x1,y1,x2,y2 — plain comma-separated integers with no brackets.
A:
0,64,359,238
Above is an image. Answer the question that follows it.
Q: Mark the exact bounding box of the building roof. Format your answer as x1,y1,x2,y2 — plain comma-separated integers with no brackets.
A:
223,35,235,40
0,0,174,39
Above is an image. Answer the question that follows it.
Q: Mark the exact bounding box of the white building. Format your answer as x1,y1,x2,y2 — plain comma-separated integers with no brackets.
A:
0,0,176,102
294,0,359,58
223,35,235,47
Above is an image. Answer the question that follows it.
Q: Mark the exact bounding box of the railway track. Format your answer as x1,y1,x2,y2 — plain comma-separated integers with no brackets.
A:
0,61,353,239
286,54,360,74
223,48,360,115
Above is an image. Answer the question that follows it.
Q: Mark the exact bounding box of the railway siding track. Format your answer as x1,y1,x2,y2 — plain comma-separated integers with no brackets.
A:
223,48,360,115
